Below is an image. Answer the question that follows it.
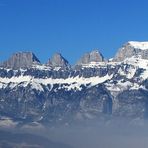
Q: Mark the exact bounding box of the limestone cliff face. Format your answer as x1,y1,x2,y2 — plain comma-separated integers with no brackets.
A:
1,52,40,69
77,50,105,65
47,53,70,69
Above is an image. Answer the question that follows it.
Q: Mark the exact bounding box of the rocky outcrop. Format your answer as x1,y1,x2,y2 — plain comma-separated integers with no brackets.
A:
114,41,148,62
77,50,105,65
1,52,40,69
47,53,70,69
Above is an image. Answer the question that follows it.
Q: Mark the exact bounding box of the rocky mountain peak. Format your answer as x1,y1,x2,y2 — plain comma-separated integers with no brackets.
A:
1,52,40,69
47,53,70,68
77,49,105,65
113,41,148,62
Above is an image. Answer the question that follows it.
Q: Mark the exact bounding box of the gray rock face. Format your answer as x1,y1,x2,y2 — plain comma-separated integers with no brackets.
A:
1,52,40,69
77,50,105,65
114,42,148,62
141,50,148,59
47,53,70,69
114,89,148,118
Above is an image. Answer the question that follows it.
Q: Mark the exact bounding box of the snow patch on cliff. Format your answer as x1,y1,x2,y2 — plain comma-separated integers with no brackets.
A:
0,74,113,91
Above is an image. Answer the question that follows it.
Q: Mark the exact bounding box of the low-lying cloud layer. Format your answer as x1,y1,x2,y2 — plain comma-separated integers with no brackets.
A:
1,120,148,148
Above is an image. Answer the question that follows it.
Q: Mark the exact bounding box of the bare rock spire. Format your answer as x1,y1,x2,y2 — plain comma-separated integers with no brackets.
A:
76,49,105,65
1,52,40,69
47,53,70,69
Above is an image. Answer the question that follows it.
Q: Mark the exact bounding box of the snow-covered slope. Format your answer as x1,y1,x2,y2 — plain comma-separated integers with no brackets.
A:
114,41,148,61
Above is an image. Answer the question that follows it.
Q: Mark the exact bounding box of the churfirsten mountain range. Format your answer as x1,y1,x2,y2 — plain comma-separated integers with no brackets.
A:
0,41,148,127
1,41,148,69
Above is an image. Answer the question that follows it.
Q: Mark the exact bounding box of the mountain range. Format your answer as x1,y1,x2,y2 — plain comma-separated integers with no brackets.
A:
0,41,148,127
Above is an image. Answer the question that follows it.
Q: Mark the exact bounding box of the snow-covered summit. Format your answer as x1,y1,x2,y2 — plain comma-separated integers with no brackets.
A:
114,41,148,62
128,41,148,50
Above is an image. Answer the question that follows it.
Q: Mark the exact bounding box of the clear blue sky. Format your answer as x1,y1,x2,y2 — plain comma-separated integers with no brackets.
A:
0,0,148,64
